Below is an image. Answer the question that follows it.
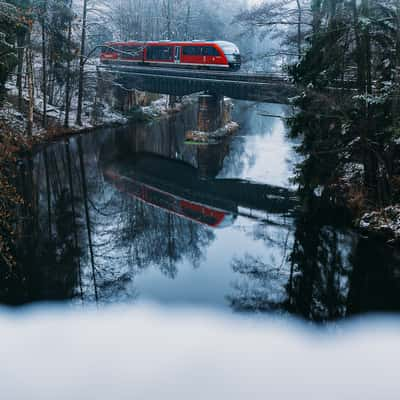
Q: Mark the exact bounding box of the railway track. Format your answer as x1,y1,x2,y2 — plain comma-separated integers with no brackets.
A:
98,64,290,85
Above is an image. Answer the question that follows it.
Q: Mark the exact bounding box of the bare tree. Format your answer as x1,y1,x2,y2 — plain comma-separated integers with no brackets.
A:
76,0,88,126
64,0,73,128
236,0,311,61
26,33,34,137
39,0,48,128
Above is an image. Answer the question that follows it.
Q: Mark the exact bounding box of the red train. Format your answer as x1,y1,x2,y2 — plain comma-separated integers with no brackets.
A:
100,40,241,71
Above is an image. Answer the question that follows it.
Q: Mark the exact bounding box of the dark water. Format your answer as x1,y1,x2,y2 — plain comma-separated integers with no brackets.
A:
8,101,400,322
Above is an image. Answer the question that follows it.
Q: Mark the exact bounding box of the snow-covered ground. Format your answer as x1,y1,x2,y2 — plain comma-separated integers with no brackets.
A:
0,304,400,399
2,65,195,137
0,99,27,134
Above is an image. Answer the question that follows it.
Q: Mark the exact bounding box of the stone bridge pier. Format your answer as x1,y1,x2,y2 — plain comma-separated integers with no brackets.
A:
197,94,224,132
187,93,237,143
95,69,238,141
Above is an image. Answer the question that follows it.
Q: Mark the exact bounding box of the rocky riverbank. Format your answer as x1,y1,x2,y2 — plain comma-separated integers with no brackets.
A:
359,206,400,245
327,161,400,246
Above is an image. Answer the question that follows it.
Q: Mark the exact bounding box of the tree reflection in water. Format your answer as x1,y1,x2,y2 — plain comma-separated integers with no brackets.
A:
91,191,215,302
228,254,290,312
228,194,400,322
287,206,354,322
227,198,355,321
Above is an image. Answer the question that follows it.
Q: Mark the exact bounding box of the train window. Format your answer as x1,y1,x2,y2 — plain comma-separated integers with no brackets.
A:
182,46,202,56
147,46,173,60
202,46,219,56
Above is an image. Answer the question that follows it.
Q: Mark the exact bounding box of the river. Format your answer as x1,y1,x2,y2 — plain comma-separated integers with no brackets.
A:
8,100,400,322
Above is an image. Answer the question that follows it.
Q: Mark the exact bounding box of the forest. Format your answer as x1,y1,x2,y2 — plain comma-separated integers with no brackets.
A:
242,0,400,238
290,0,400,218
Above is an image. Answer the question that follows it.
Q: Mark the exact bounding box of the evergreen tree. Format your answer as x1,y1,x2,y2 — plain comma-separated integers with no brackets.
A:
0,1,20,101
290,0,400,207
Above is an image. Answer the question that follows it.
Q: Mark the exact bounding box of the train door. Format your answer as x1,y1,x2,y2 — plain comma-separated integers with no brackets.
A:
203,46,219,67
174,46,181,64
181,46,202,66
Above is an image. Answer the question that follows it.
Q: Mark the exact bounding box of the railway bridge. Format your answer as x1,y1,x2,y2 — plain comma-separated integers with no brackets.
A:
97,65,297,104
97,64,298,133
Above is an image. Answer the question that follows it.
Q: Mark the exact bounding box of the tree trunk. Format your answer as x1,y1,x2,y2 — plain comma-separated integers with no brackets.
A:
165,0,172,39
64,0,73,128
351,0,365,92
65,139,83,298
311,0,322,34
296,0,302,60
26,36,34,137
16,32,25,112
185,4,191,40
43,149,52,238
77,137,98,302
362,0,372,95
41,2,48,129
76,0,88,126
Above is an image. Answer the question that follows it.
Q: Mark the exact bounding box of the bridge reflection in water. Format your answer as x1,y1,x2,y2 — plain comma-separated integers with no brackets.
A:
99,107,296,230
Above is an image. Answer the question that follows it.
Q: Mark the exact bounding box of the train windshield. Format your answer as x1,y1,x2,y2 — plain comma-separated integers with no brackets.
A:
216,42,240,55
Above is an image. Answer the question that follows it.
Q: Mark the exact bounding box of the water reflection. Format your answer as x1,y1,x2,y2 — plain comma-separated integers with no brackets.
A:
4,101,400,322
102,154,296,227
287,206,354,321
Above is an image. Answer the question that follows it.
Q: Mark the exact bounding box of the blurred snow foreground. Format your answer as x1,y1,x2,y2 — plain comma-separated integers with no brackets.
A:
0,305,400,400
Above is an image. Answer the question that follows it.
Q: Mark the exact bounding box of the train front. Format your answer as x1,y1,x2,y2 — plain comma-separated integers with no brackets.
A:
216,41,241,71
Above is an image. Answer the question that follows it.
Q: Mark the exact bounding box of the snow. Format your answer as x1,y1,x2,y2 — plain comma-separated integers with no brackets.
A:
341,162,364,184
314,185,324,197
359,206,400,242
0,304,400,399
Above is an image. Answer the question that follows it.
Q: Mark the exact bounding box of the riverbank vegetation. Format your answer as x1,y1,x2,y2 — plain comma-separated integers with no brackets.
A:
289,0,400,240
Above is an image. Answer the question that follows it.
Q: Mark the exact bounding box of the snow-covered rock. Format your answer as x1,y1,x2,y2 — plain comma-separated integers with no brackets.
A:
359,206,400,243
185,121,239,144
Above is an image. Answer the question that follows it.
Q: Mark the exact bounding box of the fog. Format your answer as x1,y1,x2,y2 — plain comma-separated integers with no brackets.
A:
1,304,400,399
81,0,282,71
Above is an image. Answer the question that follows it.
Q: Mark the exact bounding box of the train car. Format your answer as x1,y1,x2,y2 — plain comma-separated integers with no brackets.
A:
100,40,241,71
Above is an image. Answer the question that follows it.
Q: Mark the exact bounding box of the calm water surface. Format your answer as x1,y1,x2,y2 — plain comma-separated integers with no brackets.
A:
12,101,400,322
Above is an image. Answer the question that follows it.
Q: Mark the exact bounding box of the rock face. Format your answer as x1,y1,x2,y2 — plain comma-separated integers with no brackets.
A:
359,206,400,244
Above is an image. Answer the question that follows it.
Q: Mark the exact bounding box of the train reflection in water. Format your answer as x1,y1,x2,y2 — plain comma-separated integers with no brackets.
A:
104,168,236,228
102,153,297,229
